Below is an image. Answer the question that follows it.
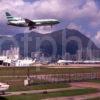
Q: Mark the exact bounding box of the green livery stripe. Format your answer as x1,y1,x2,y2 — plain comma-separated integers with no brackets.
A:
7,16,13,18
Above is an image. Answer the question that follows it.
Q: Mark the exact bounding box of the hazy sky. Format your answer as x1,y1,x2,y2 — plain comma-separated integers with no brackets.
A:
0,0,100,46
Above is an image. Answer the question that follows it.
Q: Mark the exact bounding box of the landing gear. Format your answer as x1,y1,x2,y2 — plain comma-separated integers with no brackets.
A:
51,25,53,28
29,26,36,30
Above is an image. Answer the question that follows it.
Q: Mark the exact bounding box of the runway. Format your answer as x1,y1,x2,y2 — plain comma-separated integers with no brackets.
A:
47,63,100,68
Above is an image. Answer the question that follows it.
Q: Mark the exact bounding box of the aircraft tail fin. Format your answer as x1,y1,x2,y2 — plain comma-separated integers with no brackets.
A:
5,12,14,21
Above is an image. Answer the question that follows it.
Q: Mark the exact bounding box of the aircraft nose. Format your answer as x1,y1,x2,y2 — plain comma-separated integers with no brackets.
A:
3,84,9,89
6,85,9,88
57,21,60,24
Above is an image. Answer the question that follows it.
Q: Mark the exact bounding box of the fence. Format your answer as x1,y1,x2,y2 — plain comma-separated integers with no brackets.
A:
30,72,100,84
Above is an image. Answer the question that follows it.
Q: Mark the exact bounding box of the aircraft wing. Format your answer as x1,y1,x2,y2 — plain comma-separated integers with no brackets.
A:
25,18,36,30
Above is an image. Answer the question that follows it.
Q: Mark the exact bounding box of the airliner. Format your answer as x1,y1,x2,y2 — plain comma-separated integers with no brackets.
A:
0,82,9,95
5,12,60,30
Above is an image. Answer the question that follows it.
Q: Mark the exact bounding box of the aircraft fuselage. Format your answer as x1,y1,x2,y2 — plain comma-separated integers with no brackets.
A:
8,19,59,27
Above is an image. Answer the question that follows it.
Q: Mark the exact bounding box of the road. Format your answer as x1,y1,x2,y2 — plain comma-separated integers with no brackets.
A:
43,92,100,100
2,87,82,96
44,82,100,100
1,82,100,100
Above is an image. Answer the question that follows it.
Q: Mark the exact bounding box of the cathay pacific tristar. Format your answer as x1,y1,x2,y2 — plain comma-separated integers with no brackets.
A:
5,12,60,30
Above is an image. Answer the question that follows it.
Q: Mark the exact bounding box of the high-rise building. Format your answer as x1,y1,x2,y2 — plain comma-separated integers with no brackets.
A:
2,47,19,60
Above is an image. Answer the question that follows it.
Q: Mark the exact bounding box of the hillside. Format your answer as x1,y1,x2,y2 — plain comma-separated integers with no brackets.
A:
0,28,99,59
14,28,99,59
